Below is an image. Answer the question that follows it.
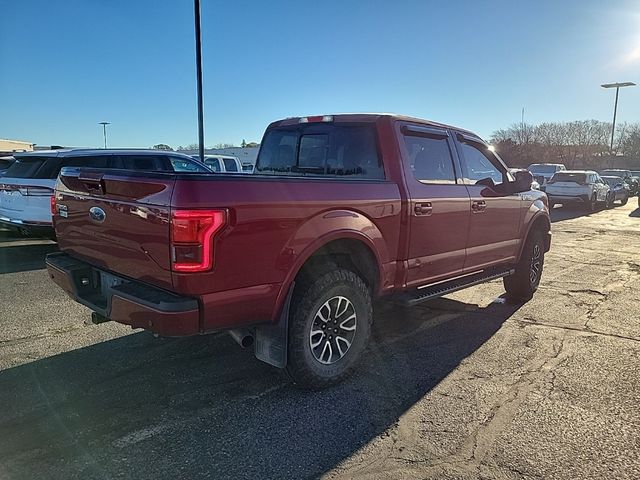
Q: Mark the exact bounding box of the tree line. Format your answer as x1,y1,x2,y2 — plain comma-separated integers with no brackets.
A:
152,139,260,151
490,120,640,169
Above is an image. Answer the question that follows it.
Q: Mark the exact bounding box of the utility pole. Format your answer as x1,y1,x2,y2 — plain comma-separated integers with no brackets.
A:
601,82,636,152
99,122,110,148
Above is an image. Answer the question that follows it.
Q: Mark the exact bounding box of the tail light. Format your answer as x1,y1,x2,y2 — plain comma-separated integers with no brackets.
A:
18,186,55,196
170,209,227,272
50,195,57,215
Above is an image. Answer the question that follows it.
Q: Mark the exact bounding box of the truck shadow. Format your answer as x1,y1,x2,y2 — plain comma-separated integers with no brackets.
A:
0,296,521,480
0,231,58,273
550,206,595,223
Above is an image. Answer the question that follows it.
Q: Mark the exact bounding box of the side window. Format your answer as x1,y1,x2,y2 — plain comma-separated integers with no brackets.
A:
170,157,209,173
402,134,456,184
63,156,111,169
458,141,505,185
204,158,222,172
120,155,164,171
222,158,238,172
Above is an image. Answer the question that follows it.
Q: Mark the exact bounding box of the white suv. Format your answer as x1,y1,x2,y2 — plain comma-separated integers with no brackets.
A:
545,170,612,211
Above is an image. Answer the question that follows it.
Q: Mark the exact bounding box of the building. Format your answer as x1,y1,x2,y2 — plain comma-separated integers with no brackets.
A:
0,139,34,155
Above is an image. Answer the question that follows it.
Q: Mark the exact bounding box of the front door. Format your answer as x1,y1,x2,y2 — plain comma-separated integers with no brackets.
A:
454,134,522,272
400,124,471,287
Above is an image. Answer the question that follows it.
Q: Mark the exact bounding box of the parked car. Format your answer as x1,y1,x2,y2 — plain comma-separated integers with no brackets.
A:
545,170,612,211
601,176,630,206
241,162,255,173
527,163,566,188
510,168,540,190
47,114,551,388
192,154,243,173
0,156,16,178
0,149,210,237
599,169,638,196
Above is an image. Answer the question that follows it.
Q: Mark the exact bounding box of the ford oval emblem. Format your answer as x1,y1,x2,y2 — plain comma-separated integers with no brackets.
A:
89,206,106,223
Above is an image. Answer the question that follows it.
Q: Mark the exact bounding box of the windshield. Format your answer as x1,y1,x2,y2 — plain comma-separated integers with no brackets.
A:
528,165,559,174
3,157,48,178
549,172,587,184
601,176,623,187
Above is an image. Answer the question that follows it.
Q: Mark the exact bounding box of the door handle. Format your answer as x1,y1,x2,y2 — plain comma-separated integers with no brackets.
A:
471,200,487,213
414,202,433,216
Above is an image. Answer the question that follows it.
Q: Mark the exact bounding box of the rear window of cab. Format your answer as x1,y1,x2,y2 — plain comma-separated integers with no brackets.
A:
255,124,384,179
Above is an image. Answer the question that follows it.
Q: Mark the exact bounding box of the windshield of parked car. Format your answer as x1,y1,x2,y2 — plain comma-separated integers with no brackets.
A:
3,157,48,178
601,176,623,187
549,172,587,184
528,165,558,174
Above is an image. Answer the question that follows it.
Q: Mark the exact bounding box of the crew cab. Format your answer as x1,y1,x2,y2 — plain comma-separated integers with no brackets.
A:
47,114,551,388
545,170,612,211
0,149,209,237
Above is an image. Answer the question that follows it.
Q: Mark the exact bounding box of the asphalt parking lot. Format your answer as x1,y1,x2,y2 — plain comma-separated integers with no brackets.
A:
0,203,639,480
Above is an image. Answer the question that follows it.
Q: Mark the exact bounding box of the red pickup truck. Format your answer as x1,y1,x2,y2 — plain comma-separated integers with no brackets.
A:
46,114,550,388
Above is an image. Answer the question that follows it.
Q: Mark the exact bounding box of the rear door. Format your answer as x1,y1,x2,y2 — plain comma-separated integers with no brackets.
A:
399,124,471,286
454,134,522,271
54,168,176,289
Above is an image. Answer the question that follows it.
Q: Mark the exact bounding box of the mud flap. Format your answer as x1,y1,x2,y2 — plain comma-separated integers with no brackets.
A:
254,283,294,368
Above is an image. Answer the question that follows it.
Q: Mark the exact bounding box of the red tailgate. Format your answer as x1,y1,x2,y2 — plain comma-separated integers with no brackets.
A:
54,168,175,290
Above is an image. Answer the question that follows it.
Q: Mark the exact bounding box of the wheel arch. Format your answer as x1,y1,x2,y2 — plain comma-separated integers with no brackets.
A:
518,213,551,262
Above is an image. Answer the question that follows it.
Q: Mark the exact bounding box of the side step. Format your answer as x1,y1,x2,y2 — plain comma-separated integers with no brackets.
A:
401,267,514,306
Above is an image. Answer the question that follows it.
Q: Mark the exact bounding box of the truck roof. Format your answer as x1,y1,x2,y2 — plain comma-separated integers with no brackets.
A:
268,113,484,141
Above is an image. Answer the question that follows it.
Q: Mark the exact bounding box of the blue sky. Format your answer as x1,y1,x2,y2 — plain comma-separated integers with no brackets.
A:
1,0,639,148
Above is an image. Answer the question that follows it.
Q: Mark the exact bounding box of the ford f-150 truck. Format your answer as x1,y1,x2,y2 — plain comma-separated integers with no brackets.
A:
46,114,551,388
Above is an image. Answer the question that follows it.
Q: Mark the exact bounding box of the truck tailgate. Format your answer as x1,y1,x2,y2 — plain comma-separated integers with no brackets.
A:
54,168,175,290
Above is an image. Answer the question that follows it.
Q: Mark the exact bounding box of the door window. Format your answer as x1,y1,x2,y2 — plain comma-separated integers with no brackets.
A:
458,141,506,185
222,158,239,172
402,134,456,184
205,158,222,172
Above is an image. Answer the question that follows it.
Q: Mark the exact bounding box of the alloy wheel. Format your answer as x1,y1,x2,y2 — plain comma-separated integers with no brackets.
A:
309,296,357,365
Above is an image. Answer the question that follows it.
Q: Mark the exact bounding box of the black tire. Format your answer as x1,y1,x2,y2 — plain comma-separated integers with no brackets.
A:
286,268,372,389
606,193,614,209
588,193,597,212
504,230,545,301
621,196,628,206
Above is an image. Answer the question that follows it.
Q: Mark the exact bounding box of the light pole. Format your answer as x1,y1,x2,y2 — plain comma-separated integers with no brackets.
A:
193,0,205,162
99,121,111,148
601,82,636,153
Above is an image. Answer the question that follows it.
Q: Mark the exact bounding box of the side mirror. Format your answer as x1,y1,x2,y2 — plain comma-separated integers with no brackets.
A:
512,170,533,193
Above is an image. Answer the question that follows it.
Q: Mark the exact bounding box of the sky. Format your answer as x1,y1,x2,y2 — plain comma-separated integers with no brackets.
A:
1,0,639,149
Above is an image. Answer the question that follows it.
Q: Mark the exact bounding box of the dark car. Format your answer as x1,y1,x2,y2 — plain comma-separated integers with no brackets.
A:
47,113,551,388
600,169,638,196
601,176,630,206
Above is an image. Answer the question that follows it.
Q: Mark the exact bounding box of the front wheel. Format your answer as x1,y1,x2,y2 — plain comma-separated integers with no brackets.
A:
621,196,628,206
286,268,372,389
588,193,598,212
504,230,545,301
606,193,614,209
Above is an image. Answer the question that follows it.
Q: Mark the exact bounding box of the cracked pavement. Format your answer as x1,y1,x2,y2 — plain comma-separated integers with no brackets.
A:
0,203,639,479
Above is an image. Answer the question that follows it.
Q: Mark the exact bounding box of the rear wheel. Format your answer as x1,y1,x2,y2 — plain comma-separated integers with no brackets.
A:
504,230,545,301
621,196,628,206
286,268,372,389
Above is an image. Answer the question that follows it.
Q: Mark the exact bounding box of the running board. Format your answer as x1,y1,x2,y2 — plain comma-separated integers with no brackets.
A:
401,267,514,306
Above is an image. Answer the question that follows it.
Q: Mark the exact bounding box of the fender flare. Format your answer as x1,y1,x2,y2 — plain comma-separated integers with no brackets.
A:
518,212,551,262
270,210,389,321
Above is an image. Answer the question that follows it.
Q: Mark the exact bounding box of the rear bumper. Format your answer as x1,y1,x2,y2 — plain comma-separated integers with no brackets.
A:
0,217,54,237
547,194,590,204
46,252,200,336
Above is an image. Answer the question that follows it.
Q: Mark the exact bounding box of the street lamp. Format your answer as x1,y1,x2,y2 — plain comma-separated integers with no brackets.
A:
193,0,205,162
601,82,636,152
99,121,111,149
